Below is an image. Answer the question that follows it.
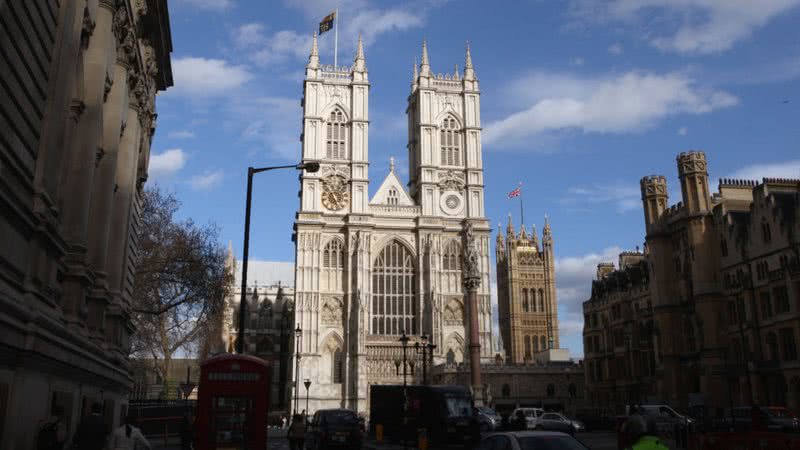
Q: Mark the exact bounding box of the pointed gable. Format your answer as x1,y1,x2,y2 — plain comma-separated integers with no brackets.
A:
370,161,414,206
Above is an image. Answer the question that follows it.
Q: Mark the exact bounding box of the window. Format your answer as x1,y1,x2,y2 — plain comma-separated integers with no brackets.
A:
387,188,399,205
762,219,772,243
540,335,547,351
525,335,531,359
533,336,539,352
323,239,344,269
538,289,545,312
439,116,461,166
774,286,790,314
442,240,461,271
767,333,778,361
332,347,344,383
761,292,773,319
546,384,555,397
522,289,529,313
326,108,348,159
782,328,798,361
569,383,577,398
721,238,729,257
502,384,510,398
371,240,417,335
728,301,738,325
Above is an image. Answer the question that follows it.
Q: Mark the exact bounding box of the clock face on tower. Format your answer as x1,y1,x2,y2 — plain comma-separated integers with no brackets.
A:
321,174,350,211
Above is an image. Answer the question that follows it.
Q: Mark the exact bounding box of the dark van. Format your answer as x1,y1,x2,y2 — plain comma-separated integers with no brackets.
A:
369,385,479,447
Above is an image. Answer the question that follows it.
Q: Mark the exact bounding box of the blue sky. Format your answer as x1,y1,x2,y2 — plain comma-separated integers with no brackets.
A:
152,0,800,358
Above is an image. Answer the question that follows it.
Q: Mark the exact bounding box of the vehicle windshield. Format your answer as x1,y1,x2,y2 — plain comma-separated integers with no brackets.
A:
518,436,588,450
479,407,497,415
770,409,795,418
444,396,472,418
321,410,358,425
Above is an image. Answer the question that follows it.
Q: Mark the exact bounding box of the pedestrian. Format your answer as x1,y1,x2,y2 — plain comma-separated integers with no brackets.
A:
514,410,527,431
621,414,668,450
72,403,108,450
287,413,306,450
281,415,287,429
36,405,68,450
180,413,193,450
106,416,151,450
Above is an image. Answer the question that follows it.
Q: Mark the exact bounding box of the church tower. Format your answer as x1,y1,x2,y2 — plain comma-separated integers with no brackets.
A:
496,215,560,364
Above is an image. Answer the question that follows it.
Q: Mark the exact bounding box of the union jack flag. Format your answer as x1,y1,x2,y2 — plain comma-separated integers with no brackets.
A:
508,186,522,199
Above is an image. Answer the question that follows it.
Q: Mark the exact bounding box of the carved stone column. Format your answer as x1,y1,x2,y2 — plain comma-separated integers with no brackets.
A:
463,222,484,406
60,0,116,331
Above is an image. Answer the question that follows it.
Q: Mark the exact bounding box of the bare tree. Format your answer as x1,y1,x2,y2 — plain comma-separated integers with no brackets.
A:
130,187,230,384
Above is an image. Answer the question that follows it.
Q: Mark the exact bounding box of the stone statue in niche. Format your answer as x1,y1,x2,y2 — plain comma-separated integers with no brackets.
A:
462,223,481,282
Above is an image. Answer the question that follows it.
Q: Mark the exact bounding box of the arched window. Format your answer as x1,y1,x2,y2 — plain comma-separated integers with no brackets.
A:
540,336,547,351
442,240,461,271
547,384,555,397
767,333,779,361
439,116,461,166
533,336,539,352
323,239,344,269
522,289,529,313
531,289,538,312
762,218,772,243
326,108,348,160
387,188,399,205
332,348,344,383
524,336,531,359
371,240,417,335
538,289,545,312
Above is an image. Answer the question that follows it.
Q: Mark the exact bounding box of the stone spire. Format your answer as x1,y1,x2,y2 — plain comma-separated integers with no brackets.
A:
353,33,366,72
454,63,460,80
307,31,319,69
531,223,539,249
543,214,552,244
420,39,431,77
389,156,395,173
519,223,528,240
506,213,516,239
464,41,475,80
412,57,418,90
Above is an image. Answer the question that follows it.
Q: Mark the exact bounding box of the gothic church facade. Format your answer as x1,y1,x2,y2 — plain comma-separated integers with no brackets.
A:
292,36,493,414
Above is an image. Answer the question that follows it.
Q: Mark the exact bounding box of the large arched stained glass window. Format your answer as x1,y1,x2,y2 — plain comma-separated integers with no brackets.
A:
371,240,417,335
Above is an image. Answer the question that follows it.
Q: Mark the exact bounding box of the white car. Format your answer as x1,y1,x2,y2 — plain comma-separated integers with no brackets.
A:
510,407,544,429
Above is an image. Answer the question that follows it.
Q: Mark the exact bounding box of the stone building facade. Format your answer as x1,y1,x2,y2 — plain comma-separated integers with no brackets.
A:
292,37,493,416
496,215,560,363
220,248,296,416
0,1,172,448
583,151,800,416
431,362,585,415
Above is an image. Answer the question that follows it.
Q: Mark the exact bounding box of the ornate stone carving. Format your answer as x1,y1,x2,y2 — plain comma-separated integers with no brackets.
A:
321,298,342,325
462,222,481,287
69,99,86,122
80,6,95,49
437,170,466,192
103,70,114,102
134,0,148,16
142,42,158,78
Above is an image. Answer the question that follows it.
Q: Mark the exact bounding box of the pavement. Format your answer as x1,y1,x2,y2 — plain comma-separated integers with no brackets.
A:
152,429,677,449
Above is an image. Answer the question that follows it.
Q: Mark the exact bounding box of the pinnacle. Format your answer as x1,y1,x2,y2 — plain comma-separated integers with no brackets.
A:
355,33,365,60
420,39,431,76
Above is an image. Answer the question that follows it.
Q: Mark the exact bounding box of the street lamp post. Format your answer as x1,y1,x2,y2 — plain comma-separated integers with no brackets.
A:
414,335,436,385
293,324,302,415
399,332,410,450
304,379,312,422
236,162,319,355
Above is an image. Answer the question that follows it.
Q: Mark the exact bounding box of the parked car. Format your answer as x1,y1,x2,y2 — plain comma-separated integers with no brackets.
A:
628,404,693,436
510,407,544,429
534,412,577,435
305,408,363,449
475,406,503,432
716,406,800,432
474,431,589,450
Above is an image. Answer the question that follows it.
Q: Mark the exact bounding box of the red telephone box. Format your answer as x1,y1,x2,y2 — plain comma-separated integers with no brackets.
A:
195,354,271,450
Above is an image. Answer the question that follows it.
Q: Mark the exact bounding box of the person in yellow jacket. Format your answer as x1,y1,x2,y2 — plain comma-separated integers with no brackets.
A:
621,414,669,450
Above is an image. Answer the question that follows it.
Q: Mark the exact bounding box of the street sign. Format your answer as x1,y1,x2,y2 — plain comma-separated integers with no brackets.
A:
180,382,196,398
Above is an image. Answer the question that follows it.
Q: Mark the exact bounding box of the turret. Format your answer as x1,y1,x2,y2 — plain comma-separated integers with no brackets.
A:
464,41,475,81
640,175,668,233
531,224,539,250
353,34,366,73
420,40,431,77
543,215,552,246
306,31,319,76
496,223,505,259
506,213,516,240
677,151,711,213
411,57,418,91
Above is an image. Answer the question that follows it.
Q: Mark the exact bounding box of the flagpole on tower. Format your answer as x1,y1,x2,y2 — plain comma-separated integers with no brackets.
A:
519,182,524,226
334,7,339,68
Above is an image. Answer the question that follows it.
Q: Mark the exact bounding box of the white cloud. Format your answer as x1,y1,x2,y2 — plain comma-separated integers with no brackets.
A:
727,160,800,181
169,57,252,97
149,149,187,179
577,0,800,54
252,30,312,65
168,130,196,139
232,96,303,160
678,126,688,136
189,170,224,190
179,0,233,10
484,71,738,147
562,182,641,213
608,43,623,55
234,23,267,47
346,8,424,45
572,57,584,66
555,246,624,316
